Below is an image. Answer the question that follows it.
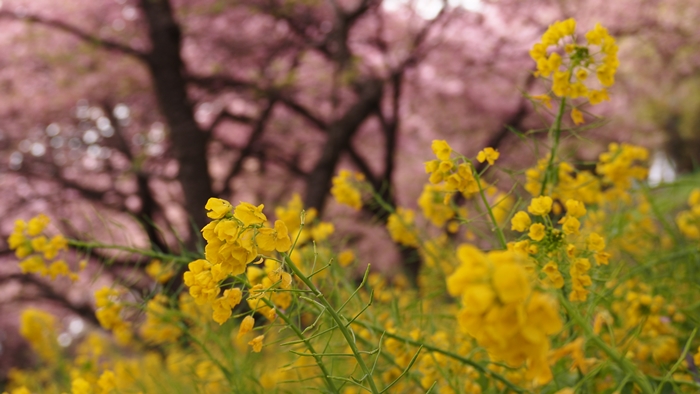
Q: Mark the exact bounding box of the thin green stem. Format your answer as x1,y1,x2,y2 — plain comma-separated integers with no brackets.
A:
353,320,526,393
540,97,567,196
283,254,381,394
558,294,654,394
473,170,507,249
653,328,698,394
179,325,234,385
68,240,191,264
259,297,339,393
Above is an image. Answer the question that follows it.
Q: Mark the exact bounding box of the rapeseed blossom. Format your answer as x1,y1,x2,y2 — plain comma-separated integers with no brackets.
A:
331,170,364,210
8,214,79,281
528,196,553,216
510,211,532,232
183,199,293,324
447,245,562,384
476,147,500,165
530,19,618,105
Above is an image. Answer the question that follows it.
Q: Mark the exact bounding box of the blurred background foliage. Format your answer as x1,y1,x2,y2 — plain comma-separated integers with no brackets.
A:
0,0,699,382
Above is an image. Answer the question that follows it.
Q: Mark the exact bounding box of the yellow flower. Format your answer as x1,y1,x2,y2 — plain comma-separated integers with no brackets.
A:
27,214,50,236
249,335,264,352
431,140,452,161
461,284,496,314
257,220,293,252
338,250,355,267
44,235,68,260
71,377,92,394
97,370,116,394
588,89,610,105
492,261,531,304
571,108,584,125
565,199,586,218
688,188,700,207
531,94,553,109
585,23,609,45
552,70,571,97
205,198,232,219
587,233,606,251
528,223,546,241
234,202,267,226
310,222,334,242
558,18,576,36
387,208,419,247
439,160,454,172
542,262,564,288
238,315,255,339
424,159,439,174
476,147,500,165
528,196,553,216
510,211,532,232
47,260,71,280
146,260,174,284
561,216,581,235
535,53,563,78
7,387,31,394
331,170,363,210
595,251,611,265
530,43,547,61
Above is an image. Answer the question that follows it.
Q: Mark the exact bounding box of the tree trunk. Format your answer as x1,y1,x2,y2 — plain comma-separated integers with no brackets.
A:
304,79,383,213
139,0,213,235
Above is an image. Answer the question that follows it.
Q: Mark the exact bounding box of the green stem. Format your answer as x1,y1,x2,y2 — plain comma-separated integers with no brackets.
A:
353,320,526,393
68,240,191,264
653,328,698,394
473,170,508,249
179,325,234,385
283,254,381,394
558,294,654,394
259,296,339,393
539,97,567,196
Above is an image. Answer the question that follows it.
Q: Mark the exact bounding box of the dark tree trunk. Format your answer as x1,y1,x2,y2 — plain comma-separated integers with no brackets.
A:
139,0,213,235
304,79,383,213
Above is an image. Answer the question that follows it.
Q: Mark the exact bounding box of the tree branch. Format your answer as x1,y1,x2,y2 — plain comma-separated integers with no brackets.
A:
207,109,254,133
220,100,277,196
0,10,149,61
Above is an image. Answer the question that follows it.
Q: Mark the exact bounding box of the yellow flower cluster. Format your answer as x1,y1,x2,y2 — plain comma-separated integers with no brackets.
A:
275,193,336,245
19,309,58,362
246,259,293,317
476,147,500,166
145,259,175,284
510,197,611,302
447,245,562,384
425,140,480,196
183,198,292,325
94,287,133,345
525,143,648,204
676,188,700,240
597,143,649,195
417,184,456,227
7,214,79,281
331,170,364,210
387,207,419,247
607,280,683,368
140,294,182,344
530,19,618,105
525,158,601,202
